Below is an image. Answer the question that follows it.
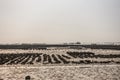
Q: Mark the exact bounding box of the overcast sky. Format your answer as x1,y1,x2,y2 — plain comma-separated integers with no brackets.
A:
0,0,120,44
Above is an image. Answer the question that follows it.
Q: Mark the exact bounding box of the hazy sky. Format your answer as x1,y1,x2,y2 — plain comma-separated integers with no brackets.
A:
0,0,120,44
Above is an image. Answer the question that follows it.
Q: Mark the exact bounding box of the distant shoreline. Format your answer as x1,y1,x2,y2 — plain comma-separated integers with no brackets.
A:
0,44,120,50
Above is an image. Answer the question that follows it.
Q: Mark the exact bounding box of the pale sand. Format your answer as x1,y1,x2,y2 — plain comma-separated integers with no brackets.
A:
0,65,120,80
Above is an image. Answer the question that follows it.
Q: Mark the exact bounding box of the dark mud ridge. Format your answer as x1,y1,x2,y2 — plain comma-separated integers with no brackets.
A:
0,52,120,65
